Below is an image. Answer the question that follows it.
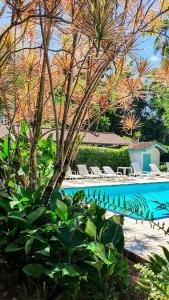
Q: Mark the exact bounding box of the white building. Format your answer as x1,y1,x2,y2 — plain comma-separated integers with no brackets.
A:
128,141,168,172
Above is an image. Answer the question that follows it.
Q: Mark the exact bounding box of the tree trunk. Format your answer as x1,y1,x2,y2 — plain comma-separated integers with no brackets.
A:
29,16,52,189
42,163,69,205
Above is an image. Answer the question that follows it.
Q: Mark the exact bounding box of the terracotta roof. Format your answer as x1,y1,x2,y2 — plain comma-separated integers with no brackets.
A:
0,124,129,147
0,123,8,138
129,141,166,151
82,132,129,146
42,129,129,146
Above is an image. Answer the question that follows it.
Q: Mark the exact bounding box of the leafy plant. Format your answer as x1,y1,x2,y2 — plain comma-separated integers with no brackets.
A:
0,188,128,300
0,127,56,189
135,244,169,300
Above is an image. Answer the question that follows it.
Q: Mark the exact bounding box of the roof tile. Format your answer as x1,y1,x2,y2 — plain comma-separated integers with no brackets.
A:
42,129,129,146
129,141,158,150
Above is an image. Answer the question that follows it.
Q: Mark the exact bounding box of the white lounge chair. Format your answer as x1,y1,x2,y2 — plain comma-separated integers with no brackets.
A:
77,165,99,179
66,167,83,180
131,162,150,177
90,166,112,179
149,163,168,177
103,166,123,177
165,162,169,172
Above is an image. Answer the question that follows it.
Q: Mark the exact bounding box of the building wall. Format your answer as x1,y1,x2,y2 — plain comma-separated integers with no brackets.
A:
129,147,160,171
129,152,142,170
145,148,160,167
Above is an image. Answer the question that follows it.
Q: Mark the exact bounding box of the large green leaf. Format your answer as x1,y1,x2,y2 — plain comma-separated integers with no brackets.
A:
73,190,85,204
3,138,8,157
87,242,111,265
0,199,11,213
26,207,46,224
56,200,68,222
85,218,96,240
101,218,124,253
85,260,104,272
8,215,30,227
0,191,11,199
23,264,47,278
25,237,35,255
50,189,64,211
5,243,24,252
46,263,85,279
37,246,50,257
10,200,19,209
19,121,29,137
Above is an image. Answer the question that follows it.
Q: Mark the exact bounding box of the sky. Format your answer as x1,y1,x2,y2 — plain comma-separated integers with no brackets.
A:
140,37,161,66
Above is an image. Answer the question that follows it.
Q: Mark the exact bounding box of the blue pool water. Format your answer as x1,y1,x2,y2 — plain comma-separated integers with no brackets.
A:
64,182,169,220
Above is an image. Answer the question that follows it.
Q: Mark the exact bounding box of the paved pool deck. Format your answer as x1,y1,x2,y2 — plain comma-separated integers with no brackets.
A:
63,177,169,260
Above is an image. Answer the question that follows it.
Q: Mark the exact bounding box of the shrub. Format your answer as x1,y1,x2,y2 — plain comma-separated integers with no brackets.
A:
0,188,128,300
0,126,56,189
160,163,167,172
135,245,169,300
73,146,130,171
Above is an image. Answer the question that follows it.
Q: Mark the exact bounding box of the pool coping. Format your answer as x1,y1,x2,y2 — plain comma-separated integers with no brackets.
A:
63,177,169,189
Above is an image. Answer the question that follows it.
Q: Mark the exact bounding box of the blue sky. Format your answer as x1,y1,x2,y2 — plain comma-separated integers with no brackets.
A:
138,36,161,66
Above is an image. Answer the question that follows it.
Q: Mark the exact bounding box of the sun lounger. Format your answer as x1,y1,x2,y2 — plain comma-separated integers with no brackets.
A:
103,166,123,177
66,167,83,180
131,162,150,177
165,162,169,172
149,163,168,177
77,165,99,179
90,166,112,179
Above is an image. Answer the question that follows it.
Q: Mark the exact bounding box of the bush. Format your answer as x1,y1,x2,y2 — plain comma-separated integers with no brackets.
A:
135,245,169,300
73,146,130,171
0,125,56,189
159,163,167,172
0,188,128,300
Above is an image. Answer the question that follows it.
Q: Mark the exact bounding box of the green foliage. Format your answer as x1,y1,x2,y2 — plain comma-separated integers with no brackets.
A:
73,146,130,171
0,127,56,189
0,189,128,300
159,163,167,172
135,244,169,300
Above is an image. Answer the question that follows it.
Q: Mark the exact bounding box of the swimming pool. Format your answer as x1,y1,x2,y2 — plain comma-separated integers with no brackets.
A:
64,182,169,220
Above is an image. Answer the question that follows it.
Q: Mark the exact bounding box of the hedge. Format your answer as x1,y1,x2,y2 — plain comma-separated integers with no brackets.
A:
73,146,130,172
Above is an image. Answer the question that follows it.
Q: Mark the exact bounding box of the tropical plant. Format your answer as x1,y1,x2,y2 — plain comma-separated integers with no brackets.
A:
135,244,169,300
0,1,168,201
0,124,56,189
0,188,128,300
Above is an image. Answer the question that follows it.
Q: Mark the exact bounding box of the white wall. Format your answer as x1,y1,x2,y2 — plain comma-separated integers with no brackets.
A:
146,148,160,167
129,152,142,170
129,147,160,171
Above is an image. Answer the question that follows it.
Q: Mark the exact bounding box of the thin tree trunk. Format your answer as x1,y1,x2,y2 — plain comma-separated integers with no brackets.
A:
29,12,52,189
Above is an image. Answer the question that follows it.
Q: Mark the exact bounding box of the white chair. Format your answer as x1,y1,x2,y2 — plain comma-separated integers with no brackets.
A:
66,167,83,180
77,165,99,179
165,162,169,172
90,166,112,179
103,166,123,177
149,163,168,177
131,162,150,177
